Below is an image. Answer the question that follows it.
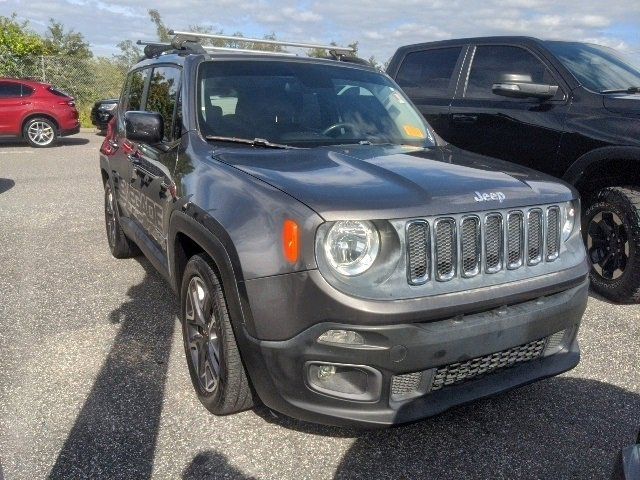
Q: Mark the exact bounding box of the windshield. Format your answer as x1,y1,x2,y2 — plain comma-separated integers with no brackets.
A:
197,60,434,148
545,41,640,93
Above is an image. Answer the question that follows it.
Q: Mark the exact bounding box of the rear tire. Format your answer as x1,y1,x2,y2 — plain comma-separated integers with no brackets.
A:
584,187,640,303
23,117,57,148
181,254,254,415
104,182,139,259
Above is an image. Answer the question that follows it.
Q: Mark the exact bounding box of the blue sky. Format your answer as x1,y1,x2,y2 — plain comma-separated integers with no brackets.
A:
2,0,639,62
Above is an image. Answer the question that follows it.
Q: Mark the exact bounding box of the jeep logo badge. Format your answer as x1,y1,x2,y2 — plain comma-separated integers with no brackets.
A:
474,191,506,203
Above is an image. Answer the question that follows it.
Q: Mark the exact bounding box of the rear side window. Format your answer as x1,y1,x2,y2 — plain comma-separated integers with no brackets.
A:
466,45,557,100
146,66,182,142
0,82,25,98
48,87,72,98
395,47,462,98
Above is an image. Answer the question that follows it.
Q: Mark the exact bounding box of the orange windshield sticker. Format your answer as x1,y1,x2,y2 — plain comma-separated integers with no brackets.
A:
403,125,426,138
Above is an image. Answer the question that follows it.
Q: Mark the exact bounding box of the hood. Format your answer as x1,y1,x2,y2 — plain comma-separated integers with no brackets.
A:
603,94,640,117
213,144,574,221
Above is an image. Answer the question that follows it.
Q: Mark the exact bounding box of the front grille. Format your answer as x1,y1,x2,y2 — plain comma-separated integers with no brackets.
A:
430,338,547,391
406,205,561,284
406,221,429,285
527,209,543,265
461,217,480,277
434,218,456,281
546,207,560,261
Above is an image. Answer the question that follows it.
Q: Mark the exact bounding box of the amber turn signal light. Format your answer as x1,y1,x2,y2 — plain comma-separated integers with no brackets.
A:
283,219,300,263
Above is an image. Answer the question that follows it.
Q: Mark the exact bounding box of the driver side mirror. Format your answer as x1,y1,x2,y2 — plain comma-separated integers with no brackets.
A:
124,111,164,144
492,73,559,100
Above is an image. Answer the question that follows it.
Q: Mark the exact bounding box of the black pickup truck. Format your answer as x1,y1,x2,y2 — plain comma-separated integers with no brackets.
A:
388,37,640,303
99,32,588,427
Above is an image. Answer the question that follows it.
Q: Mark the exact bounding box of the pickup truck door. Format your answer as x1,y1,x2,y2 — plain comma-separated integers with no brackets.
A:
127,65,182,256
448,43,570,177
390,45,467,142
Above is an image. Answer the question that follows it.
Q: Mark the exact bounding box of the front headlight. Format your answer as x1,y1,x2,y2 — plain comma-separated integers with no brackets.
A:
323,220,380,276
562,200,579,242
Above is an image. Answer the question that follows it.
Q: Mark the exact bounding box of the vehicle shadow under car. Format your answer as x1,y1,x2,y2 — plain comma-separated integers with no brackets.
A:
0,137,90,148
46,257,639,479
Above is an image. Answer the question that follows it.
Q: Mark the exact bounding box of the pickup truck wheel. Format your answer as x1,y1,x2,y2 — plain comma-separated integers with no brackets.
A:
181,254,254,415
584,187,640,303
23,117,57,148
104,183,139,258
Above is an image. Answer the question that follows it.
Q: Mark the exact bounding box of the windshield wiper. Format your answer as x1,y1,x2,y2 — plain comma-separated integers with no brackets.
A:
205,135,296,149
600,86,640,94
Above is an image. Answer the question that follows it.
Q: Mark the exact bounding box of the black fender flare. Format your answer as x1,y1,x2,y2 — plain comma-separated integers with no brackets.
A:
168,208,257,337
563,145,640,186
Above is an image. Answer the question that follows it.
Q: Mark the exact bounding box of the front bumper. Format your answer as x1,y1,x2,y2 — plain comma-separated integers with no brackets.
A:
240,278,588,427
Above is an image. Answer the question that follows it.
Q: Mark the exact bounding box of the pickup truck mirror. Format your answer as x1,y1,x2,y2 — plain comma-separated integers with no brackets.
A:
492,73,558,100
124,111,164,144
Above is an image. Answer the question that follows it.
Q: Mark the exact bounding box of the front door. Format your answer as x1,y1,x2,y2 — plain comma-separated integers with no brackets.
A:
448,44,570,177
127,65,182,255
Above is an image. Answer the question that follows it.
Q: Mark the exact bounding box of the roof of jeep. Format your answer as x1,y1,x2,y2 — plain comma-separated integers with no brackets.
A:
130,51,378,73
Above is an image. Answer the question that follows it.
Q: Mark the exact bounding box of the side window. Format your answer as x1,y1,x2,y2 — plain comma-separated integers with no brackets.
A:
466,45,557,100
395,47,462,98
122,69,149,112
0,82,24,98
146,66,182,142
22,85,35,96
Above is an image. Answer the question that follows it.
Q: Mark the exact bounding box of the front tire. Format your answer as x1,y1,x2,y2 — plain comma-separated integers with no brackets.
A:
181,254,254,415
584,187,640,303
23,117,57,148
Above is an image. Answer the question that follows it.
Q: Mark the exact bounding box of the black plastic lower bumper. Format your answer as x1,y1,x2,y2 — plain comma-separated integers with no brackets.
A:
240,278,588,427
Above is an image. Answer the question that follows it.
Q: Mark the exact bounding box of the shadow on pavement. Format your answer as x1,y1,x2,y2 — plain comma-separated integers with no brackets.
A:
0,137,90,148
0,179,15,195
333,377,640,479
48,258,178,480
182,451,255,480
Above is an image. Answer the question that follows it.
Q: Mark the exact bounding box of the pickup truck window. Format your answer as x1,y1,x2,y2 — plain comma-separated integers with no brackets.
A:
545,41,640,93
466,45,555,100
395,47,462,98
197,60,433,148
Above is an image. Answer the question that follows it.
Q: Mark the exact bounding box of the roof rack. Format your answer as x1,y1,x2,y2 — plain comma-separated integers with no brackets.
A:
168,29,356,56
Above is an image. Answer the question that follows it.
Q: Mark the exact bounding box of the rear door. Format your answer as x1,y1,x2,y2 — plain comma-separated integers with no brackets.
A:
391,46,466,141
448,43,570,175
0,82,32,134
128,65,182,255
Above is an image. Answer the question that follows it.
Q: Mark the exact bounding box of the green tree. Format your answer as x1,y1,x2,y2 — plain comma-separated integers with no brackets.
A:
45,19,93,59
0,14,51,57
148,9,171,42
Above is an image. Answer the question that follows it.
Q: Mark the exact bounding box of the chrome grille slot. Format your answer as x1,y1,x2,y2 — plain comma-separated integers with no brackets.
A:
507,212,524,269
406,220,429,285
460,216,481,277
546,206,560,261
484,213,503,273
527,209,543,265
434,218,456,281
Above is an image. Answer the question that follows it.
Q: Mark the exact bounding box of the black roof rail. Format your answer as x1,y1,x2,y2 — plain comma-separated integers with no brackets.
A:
136,40,206,59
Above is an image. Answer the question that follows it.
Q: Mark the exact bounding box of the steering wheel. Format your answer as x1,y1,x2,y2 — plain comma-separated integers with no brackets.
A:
322,122,357,137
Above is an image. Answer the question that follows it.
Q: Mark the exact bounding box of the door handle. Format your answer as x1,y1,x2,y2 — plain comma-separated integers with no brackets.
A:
452,114,478,124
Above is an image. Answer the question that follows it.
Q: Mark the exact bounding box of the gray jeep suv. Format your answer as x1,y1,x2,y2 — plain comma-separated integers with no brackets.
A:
99,32,589,427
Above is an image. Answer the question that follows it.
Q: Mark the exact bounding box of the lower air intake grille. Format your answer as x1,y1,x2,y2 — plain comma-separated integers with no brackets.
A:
430,338,547,391
391,371,423,397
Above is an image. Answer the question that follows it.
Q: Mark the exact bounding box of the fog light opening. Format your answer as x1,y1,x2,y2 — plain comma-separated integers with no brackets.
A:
306,362,382,402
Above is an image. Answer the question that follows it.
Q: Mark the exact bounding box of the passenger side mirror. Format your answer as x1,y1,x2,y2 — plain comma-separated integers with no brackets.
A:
492,73,558,100
124,111,164,144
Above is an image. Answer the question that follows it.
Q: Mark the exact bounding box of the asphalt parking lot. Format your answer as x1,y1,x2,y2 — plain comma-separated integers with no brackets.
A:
0,132,639,480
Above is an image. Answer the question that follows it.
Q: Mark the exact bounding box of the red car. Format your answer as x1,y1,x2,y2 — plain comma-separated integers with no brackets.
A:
0,78,80,147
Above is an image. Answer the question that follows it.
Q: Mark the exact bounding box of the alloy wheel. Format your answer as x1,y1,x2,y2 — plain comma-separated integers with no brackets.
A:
587,210,630,280
185,276,221,393
27,121,55,146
